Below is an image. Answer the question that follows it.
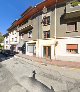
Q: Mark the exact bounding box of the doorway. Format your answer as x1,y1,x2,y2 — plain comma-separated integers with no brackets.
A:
43,46,51,59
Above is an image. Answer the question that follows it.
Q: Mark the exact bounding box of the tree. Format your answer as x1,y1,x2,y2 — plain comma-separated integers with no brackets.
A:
0,36,4,43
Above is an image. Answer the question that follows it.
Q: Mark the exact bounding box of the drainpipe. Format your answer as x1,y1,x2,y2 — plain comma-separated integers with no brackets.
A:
36,7,39,58
54,0,57,60
38,12,40,58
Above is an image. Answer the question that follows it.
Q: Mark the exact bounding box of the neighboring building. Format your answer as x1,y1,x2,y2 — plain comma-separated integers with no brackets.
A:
7,23,19,52
4,33,10,50
4,0,80,62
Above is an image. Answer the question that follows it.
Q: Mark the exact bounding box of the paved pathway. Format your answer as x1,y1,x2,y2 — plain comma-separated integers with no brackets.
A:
16,54,80,68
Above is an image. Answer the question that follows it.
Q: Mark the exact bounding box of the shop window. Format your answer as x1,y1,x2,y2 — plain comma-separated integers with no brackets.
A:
44,31,50,38
42,16,50,26
66,44,78,54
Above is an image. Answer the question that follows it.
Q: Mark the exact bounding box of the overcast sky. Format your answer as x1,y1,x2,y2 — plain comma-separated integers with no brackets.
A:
0,0,43,34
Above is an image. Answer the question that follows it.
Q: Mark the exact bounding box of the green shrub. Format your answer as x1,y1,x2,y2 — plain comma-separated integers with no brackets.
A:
71,1,80,7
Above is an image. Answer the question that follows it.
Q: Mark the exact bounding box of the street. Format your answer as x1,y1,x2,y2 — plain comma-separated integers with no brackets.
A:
0,54,54,92
0,63,27,92
0,54,80,92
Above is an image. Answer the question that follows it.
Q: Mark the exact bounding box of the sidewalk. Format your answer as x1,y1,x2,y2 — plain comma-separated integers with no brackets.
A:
15,54,80,68
3,54,80,92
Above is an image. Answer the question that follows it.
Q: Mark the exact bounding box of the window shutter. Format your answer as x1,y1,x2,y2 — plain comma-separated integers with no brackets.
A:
67,44,78,50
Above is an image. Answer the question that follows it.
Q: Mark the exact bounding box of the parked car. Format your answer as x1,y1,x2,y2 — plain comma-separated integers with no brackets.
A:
1,49,5,54
3,50,15,57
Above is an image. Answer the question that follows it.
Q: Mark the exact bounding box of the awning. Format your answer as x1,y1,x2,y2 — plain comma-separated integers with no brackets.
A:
67,44,78,49
17,40,24,47
27,40,36,44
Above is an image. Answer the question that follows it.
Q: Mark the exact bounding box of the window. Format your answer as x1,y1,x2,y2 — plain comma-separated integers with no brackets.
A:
44,31,50,38
15,37,17,42
21,33,24,39
42,16,50,26
12,31,14,35
12,38,14,42
66,44,78,54
27,45,34,53
28,30,32,38
6,41,8,44
6,46,8,49
67,22,77,33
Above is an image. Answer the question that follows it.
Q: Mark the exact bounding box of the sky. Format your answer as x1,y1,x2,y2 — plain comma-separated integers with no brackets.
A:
0,0,43,35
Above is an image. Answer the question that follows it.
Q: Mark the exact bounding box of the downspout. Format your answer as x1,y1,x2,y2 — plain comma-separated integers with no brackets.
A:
36,7,39,58
38,15,39,57
54,0,57,60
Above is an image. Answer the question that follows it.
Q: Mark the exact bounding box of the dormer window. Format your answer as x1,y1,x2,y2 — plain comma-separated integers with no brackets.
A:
42,16,50,26
28,30,32,38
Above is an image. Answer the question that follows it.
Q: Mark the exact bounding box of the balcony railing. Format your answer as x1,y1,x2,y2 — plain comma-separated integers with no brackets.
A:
17,20,32,31
66,3,80,13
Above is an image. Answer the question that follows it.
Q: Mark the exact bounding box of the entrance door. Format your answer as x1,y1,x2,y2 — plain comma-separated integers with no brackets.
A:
43,46,51,59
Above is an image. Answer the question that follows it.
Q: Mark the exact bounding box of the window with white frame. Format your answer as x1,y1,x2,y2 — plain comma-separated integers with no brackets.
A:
21,33,24,39
12,38,14,42
28,30,32,38
15,37,17,42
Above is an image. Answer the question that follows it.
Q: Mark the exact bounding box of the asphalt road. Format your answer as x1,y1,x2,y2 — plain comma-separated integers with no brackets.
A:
0,64,54,92
0,54,54,92
0,63,27,92
1,54,80,92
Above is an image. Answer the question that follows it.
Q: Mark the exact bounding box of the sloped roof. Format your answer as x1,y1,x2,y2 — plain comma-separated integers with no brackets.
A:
15,0,64,26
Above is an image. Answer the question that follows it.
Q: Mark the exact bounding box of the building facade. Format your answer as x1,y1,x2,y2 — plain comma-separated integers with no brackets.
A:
4,25,19,52
4,33,10,50
4,0,80,62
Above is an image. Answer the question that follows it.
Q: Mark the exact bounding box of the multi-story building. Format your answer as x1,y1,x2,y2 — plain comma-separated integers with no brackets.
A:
15,0,66,59
4,33,10,49
6,23,19,52
4,0,80,62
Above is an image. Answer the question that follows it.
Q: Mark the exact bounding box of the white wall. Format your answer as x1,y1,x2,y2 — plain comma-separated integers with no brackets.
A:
56,37,80,62
4,36,10,49
9,30,19,45
36,39,56,58
36,38,80,62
